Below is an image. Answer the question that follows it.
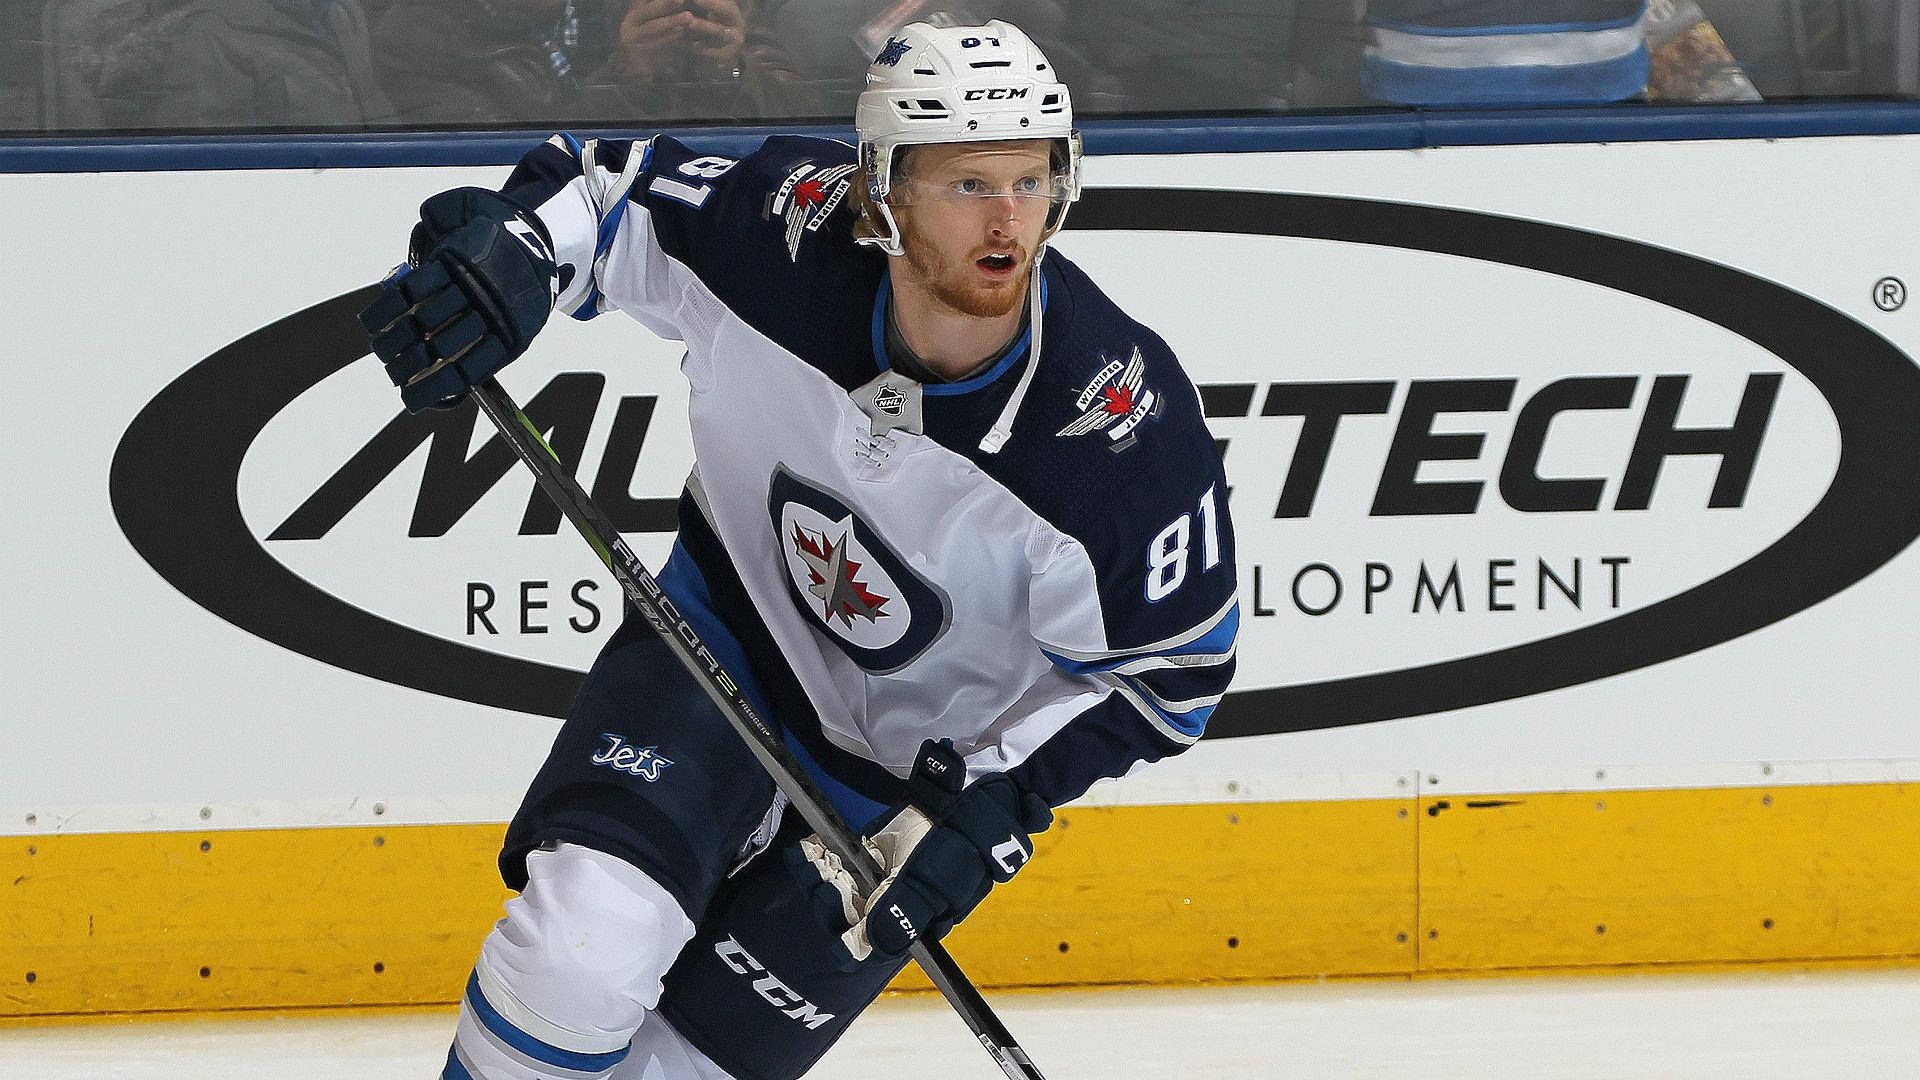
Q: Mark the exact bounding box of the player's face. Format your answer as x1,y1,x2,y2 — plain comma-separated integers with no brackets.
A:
890,141,1056,319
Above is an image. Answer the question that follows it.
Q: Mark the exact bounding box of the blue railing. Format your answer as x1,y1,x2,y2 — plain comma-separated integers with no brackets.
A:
2,100,1918,173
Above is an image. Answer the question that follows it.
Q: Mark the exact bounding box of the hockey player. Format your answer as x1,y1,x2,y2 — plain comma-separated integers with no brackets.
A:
360,20,1238,1080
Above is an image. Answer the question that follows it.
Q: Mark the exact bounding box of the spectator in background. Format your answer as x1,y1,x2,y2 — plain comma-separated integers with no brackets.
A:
1285,0,1371,108
374,0,820,126
373,0,587,124
142,0,393,128
1362,0,1652,107
789,1,1366,116
1069,0,1298,114
0,2,38,130
583,0,822,122
1695,0,1916,99
1644,1,1762,103
759,1,1109,116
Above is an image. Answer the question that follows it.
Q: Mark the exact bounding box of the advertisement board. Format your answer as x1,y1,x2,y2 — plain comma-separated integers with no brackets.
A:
4,134,1918,827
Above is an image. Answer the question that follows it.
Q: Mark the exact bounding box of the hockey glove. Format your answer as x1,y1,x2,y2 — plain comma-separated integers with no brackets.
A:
358,187,558,413
799,740,1052,968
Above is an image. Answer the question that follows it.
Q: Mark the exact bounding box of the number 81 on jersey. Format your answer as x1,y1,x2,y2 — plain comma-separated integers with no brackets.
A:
1146,485,1223,602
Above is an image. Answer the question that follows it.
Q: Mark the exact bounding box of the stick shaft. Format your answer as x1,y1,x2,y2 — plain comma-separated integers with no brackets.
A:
470,378,1045,1079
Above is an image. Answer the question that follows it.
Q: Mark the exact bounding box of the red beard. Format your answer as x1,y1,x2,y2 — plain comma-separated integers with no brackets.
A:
902,232,1030,319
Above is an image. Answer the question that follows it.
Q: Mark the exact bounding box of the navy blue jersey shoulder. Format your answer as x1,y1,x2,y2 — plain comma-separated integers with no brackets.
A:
981,252,1237,653
502,132,883,391
504,131,1231,654
641,134,882,393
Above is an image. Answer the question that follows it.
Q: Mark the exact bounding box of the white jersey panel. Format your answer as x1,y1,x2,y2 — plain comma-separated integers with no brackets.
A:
499,131,1240,807
681,311,1091,776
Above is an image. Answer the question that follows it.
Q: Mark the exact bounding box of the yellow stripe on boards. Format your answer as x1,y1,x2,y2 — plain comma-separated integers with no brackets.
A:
1417,782,1920,972
894,797,1419,992
3,781,1915,1019
3,825,513,1017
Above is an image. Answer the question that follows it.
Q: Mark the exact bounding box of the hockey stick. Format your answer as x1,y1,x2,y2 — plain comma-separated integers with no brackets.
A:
468,377,1046,1080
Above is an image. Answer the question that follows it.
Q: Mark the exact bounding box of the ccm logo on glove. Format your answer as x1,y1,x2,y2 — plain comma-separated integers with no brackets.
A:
990,837,1029,877
887,903,916,937
798,740,1052,967
359,187,560,413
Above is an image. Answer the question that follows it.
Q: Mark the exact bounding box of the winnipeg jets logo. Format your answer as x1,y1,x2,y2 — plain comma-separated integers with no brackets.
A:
769,466,951,674
767,161,857,262
875,37,911,67
791,522,892,626
591,734,673,782
1056,347,1162,451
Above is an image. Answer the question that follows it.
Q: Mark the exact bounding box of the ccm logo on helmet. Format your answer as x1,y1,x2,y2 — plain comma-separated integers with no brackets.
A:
963,87,1030,101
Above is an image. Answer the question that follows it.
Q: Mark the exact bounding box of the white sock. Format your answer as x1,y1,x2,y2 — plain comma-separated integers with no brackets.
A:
443,844,697,1080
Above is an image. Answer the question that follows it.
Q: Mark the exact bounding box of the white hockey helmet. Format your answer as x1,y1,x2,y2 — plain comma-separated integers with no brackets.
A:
854,20,1083,257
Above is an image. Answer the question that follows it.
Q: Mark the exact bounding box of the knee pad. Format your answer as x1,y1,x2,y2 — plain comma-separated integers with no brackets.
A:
475,843,699,1054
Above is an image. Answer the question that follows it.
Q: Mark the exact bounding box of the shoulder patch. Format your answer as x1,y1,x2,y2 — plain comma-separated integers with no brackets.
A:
1055,345,1164,452
765,161,859,262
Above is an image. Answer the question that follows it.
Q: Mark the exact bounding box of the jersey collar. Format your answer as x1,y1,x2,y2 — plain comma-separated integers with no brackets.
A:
870,270,1049,397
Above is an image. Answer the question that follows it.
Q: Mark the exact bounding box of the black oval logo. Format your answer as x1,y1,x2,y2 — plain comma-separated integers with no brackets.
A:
110,189,1920,737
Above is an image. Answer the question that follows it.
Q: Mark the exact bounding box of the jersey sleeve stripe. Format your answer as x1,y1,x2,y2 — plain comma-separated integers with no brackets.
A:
568,137,653,322
507,136,608,323
592,140,650,261
1118,656,1235,717
1108,645,1236,675
1040,599,1240,674
1103,674,1209,744
510,134,659,324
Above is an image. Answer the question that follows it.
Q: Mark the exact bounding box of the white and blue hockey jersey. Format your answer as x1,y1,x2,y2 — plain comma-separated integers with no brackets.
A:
502,133,1238,827
1365,1,1651,107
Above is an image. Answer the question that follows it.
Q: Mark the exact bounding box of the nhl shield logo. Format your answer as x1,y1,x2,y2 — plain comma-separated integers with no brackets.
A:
1056,346,1163,451
768,465,950,674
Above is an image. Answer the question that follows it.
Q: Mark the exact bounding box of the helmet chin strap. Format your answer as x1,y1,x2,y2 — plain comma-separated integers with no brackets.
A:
978,252,1045,454
860,198,908,258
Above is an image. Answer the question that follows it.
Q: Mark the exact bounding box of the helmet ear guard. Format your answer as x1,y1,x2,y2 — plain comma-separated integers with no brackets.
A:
858,140,908,257
1041,130,1083,237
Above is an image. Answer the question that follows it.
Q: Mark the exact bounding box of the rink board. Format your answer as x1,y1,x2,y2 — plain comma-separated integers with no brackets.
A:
6,768,1918,1018
5,129,1920,1018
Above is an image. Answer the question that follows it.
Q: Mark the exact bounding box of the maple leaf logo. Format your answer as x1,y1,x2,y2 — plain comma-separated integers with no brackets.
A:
1057,347,1157,445
793,178,830,211
792,524,891,626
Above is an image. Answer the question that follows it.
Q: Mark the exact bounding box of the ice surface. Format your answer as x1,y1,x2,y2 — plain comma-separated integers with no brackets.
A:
2,969,1916,1079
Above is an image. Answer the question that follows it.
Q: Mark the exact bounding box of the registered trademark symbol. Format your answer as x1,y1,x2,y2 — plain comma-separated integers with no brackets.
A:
1874,277,1906,312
